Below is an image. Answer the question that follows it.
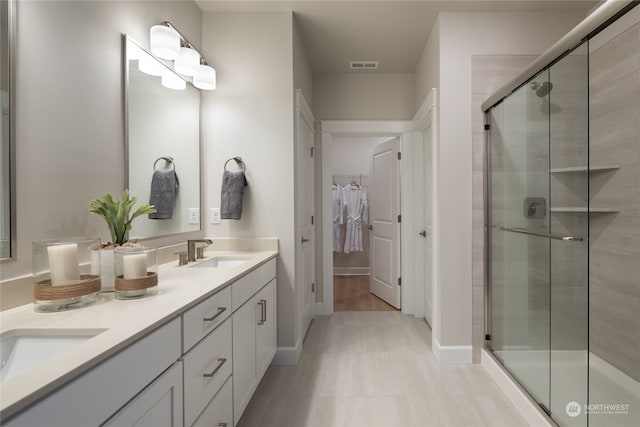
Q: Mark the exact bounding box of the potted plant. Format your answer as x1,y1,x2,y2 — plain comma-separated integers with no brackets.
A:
88,189,156,291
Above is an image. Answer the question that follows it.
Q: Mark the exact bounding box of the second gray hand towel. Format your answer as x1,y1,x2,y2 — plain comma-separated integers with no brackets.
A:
221,169,246,219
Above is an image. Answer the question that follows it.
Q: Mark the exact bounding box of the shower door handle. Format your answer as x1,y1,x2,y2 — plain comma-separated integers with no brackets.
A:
500,226,584,242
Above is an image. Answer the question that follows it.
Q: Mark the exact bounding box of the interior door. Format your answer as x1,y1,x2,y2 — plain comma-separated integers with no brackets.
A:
421,122,433,325
295,90,315,338
369,138,401,309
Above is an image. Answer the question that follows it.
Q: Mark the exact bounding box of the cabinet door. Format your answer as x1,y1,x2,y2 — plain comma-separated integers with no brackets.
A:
102,361,183,427
232,295,258,423
256,279,277,378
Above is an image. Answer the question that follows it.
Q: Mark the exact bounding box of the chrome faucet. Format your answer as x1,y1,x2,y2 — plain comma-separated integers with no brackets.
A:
187,239,213,263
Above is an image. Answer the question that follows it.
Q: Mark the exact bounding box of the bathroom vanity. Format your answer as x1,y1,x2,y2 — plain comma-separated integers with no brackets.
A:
0,243,278,427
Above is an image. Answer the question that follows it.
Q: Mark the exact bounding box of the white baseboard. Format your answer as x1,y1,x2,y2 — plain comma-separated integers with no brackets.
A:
272,338,303,365
314,302,327,316
333,267,370,276
433,339,473,364
481,349,553,427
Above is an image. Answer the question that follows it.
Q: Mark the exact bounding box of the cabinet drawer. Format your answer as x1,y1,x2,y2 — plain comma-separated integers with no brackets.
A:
183,318,232,427
192,376,233,427
231,258,276,311
183,286,231,352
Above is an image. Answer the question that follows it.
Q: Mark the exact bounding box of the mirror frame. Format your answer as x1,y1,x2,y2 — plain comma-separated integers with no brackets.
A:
1,0,16,262
123,34,203,241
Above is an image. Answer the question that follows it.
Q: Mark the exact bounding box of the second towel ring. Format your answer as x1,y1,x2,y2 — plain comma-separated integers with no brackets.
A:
224,156,246,172
154,156,175,171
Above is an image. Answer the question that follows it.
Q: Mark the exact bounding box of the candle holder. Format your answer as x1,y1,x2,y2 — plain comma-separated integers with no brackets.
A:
114,247,158,300
32,238,102,312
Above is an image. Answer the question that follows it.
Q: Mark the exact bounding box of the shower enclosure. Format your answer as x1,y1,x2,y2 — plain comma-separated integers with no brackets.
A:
484,3,640,427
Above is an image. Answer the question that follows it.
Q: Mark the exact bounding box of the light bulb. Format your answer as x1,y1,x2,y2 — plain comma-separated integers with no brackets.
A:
174,47,201,76
194,65,216,90
138,54,163,76
150,24,180,60
161,71,186,90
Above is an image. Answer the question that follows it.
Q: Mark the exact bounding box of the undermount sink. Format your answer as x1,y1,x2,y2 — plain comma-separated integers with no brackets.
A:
0,329,106,383
193,257,249,268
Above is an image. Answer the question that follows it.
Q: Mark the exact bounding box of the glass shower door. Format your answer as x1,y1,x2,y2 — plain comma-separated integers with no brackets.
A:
488,68,552,411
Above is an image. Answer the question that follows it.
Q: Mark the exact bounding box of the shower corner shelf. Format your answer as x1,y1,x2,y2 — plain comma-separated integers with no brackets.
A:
551,207,620,213
549,164,620,173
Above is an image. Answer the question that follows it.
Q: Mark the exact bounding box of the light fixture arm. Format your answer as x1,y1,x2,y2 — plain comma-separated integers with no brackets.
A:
160,21,210,66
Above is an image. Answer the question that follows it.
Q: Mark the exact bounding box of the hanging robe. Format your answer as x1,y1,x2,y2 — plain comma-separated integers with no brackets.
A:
343,184,368,253
332,184,344,252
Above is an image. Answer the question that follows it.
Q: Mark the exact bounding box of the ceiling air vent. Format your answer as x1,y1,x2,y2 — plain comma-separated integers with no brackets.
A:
349,61,379,70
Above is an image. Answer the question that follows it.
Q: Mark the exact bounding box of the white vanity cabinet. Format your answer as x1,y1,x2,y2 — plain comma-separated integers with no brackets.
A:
233,278,277,424
2,255,278,427
3,318,182,427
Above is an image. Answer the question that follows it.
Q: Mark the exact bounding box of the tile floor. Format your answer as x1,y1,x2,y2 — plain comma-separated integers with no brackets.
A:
237,311,528,427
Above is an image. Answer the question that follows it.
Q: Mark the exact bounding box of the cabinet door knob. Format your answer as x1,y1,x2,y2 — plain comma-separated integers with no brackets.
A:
203,307,227,322
301,236,310,244
203,358,227,378
419,230,427,237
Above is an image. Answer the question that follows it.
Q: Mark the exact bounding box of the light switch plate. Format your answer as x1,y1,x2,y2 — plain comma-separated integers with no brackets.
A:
210,208,221,224
188,208,200,225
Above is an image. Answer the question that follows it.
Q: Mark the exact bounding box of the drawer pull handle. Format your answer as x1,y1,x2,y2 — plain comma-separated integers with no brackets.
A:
203,358,227,378
218,423,228,427
203,307,227,322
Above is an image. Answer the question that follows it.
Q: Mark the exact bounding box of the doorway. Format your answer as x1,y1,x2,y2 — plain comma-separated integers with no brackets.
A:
330,135,399,312
320,120,413,315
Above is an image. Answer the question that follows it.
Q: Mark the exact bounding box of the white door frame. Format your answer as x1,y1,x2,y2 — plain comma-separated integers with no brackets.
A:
319,120,414,315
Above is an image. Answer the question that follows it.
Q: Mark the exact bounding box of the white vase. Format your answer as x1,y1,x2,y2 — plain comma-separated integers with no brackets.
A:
92,249,115,292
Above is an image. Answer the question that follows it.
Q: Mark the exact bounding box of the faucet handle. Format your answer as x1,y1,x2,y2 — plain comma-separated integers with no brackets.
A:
196,246,206,259
174,251,188,266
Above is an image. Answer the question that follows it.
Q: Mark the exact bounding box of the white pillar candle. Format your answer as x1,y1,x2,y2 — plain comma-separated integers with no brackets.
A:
122,253,148,279
47,243,81,286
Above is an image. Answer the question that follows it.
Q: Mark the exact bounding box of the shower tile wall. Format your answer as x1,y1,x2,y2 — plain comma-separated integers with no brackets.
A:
589,21,640,382
471,55,538,362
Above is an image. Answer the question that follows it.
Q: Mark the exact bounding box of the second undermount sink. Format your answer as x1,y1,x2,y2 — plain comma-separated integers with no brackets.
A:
0,329,106,383
193,257,249,268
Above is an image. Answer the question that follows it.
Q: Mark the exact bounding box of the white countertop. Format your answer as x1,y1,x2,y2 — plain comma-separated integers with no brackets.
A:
0,248,278,419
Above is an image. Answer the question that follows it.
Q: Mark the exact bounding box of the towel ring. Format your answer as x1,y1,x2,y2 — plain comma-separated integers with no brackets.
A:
154,156,175,171
224,156,246,172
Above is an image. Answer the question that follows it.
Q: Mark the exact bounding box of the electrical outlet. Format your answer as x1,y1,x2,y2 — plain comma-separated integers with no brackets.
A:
188,208,200,225
210,208,221,224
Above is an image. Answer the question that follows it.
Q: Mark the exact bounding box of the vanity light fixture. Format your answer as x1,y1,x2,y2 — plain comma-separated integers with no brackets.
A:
150,21,216,90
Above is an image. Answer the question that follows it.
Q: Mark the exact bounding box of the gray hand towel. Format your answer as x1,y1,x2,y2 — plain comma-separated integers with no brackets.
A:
148,169,179,219
221,170,246,220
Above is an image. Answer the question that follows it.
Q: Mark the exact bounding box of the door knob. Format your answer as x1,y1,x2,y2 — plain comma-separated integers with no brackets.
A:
367,225,373,230
301,236,310,244
419,230,427,237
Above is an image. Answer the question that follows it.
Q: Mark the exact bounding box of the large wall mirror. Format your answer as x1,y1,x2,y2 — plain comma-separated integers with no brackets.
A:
1,0,15,261
125,35,201,240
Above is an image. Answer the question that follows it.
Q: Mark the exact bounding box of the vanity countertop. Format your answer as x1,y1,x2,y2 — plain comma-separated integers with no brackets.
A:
0,247,278,419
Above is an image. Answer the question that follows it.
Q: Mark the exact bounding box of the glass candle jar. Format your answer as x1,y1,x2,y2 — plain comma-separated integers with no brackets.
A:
32,237,102,312
114,247,158,300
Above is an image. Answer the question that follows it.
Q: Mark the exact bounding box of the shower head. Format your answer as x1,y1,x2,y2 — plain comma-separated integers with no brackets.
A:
530,81,553,97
